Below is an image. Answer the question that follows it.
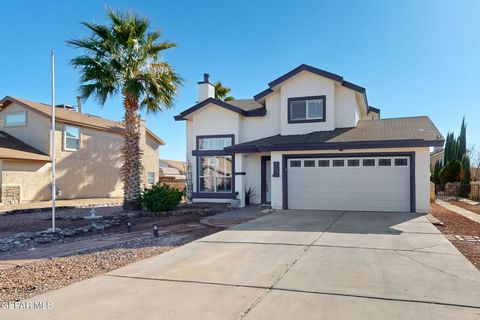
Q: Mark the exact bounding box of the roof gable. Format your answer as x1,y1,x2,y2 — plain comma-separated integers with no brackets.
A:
174,97,266,121
253,64,368,107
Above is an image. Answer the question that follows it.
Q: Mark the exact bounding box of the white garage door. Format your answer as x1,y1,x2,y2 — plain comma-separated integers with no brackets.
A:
287,156,411,212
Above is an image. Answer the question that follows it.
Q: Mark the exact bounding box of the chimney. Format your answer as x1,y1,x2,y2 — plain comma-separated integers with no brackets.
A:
198,73,214,102
76,96,82,113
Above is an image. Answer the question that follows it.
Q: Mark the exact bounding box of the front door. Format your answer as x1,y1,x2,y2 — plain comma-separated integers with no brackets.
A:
261,156,271,204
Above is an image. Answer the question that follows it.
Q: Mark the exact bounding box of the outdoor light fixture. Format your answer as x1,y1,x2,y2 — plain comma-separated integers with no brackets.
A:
127,221,132,233
153,224,159,237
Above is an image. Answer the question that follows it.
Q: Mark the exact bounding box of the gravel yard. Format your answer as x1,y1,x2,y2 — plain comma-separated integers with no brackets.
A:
0,226,219,302
430,202,480,270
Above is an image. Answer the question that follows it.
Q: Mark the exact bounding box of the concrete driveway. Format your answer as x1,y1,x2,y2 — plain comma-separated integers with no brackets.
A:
7,210,480,319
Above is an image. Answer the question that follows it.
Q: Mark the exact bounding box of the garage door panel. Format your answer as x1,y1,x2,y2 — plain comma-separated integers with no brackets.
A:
287,156,410,212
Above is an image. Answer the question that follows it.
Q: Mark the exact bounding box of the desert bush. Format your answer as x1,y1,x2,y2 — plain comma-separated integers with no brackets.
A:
140,183,183,213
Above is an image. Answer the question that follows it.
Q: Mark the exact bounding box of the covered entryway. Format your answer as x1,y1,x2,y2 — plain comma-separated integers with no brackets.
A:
286,155,412,212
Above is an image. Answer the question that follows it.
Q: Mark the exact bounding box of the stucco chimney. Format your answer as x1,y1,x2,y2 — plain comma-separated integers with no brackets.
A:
198,73,214,102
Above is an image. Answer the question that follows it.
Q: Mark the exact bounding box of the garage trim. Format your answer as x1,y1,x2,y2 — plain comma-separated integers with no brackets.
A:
282,152,416,212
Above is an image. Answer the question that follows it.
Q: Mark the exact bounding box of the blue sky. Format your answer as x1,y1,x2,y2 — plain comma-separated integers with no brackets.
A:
1,0,479,160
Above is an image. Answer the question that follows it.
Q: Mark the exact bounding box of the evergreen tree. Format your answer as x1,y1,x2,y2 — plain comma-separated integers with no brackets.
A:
457,117,467,158
431,160,442,185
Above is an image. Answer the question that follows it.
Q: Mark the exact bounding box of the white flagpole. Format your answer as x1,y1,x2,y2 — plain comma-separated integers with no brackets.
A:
51,49,56,232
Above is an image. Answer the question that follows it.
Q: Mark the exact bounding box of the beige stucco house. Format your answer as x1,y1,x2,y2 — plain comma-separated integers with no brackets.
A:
0,96,164,203
175,65,444,213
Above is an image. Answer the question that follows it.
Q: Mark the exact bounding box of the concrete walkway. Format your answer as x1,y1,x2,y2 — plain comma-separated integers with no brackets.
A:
200,205,270,228
436,199,480,224
5,210,480,319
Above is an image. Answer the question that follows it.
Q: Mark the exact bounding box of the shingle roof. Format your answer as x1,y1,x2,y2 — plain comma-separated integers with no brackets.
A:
225,116,444,152
0,131,51,161
1,96,165,145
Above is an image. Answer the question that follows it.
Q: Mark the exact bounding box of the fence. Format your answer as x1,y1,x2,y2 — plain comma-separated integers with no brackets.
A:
158,176,186,191
435,183,480,201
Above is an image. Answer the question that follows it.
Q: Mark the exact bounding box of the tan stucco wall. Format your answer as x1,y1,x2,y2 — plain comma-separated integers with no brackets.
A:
142,126,160,187
1,103,51,154
0,106,161,202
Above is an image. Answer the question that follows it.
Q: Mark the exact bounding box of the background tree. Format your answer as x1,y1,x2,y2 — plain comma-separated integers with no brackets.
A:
214,81,234,101
431,160,442,185
457,117,467,157
69,8,181,210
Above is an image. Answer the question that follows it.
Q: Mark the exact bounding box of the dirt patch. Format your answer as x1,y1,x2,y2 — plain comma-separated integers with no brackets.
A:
430,203,480,270
430,203,480,235
0,203,228,240
0,226,219,302
448,201,480,215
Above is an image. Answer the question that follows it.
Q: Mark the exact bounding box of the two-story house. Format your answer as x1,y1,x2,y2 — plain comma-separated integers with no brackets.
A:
0,96,164,203
175,65,444,213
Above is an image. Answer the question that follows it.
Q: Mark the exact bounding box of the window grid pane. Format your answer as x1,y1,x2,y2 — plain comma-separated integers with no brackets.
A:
290,101,306,120
199,156,232,192
290,160,302,167
363,159,375,166
395,158,408,166
307,100,323,119
379,159,392,166
333,160,344,167
304,160,315,167
318,160,330,167
347,159,360,167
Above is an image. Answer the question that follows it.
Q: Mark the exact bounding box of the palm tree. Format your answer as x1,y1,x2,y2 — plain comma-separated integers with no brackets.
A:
214,81,234,101
68,8,181,210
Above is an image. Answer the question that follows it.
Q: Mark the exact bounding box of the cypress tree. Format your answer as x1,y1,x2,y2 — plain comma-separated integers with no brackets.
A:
457,117,467,159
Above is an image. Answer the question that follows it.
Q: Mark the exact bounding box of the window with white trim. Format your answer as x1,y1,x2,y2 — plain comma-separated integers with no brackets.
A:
199,156,232,192
4,111,26,127
198,136,232,150
64,126,80,151
147,172,156,185
288,96,325,122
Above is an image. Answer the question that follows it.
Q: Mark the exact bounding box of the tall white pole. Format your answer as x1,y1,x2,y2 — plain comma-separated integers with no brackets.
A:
51,49,56,232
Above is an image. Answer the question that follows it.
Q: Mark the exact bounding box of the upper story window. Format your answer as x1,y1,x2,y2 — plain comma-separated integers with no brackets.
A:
4,111,26,127
64,126,80,151
198,135,233,150
147,172,156,185
288,96,326,123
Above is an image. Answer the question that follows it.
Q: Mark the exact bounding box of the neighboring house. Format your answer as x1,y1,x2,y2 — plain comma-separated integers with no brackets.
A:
430,148,444,169
0,96,164,203
159,159,186,179
175,65,444,213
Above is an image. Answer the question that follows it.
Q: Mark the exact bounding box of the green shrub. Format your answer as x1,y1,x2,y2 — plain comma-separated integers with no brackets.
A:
140,183,183,213
439,160,461,184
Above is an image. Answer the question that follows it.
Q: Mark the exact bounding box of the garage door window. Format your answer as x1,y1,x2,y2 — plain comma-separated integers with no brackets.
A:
395,158,408,166
333,159,344,167
347,159,360,167
290,160,302,167
304,160,315,167
318,160,329,167
379,159,392,166
363,159,375,166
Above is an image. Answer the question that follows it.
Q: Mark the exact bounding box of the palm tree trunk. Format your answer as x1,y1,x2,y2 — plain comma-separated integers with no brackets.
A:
122,92,143,211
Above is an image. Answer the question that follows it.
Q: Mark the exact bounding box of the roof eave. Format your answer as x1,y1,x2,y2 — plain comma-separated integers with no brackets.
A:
225,139,445,154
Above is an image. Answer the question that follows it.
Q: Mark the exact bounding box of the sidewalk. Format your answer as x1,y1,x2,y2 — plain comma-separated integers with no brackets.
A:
436,199,480,224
